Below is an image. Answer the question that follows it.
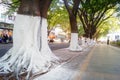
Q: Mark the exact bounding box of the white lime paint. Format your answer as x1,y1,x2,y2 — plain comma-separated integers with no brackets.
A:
69,33,82,51
0,14,59,79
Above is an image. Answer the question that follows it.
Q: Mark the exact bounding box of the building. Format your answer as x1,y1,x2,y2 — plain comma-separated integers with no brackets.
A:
0,4,15,43
107,30,120,42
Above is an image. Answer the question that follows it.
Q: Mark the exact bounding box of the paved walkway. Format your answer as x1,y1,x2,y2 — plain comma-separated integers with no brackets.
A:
34,46,93,80
1,43,120,80
34,44,120,80
73,44,120,80
0,43,92,80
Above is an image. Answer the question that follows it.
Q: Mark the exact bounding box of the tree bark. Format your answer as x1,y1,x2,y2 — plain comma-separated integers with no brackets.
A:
69,14,78,33
18,0,51,18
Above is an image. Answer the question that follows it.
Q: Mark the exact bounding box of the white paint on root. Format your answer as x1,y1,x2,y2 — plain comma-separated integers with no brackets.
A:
69,33,82,51
0,14,59,79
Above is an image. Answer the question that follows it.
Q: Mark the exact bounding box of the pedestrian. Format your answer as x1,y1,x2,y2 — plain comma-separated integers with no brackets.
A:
3,34,9,43
107,38,109,45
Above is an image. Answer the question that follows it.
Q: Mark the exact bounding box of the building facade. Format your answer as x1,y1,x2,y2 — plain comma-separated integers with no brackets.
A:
0,4,15,43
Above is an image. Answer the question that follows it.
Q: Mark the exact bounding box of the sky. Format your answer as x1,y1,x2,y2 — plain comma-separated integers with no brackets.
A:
0,4,7,14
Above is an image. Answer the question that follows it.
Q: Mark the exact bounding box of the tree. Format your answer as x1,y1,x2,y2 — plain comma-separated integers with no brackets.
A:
93,9,119,39
63,0,82,51
47,0,60,30
0,0,60,79
78,25,85,37
78,0,120,39
48,1,70,36
0,0,20,14
95,16,120,40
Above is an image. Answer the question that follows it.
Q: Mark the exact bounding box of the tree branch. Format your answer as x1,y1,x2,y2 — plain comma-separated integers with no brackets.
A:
63,0,72,15
78,11,88,33
72,0,80,16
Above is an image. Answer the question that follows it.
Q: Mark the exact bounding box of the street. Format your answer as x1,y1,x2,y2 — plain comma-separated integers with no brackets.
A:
0,43,69,57
0,43,13,57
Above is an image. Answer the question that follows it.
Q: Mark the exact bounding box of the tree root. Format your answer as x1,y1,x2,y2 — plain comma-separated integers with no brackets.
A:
0,46,60,80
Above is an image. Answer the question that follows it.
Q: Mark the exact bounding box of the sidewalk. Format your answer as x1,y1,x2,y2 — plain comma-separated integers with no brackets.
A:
53,46,93,62
34,46,93,80
0,43,94,80
73,44,120,80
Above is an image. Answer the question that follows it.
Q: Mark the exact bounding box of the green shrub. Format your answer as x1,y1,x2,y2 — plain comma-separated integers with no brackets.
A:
110,41,116,45
116,41,120,46
110,41,120,47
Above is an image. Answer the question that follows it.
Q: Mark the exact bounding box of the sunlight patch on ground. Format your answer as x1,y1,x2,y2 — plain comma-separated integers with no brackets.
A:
34,65,75,80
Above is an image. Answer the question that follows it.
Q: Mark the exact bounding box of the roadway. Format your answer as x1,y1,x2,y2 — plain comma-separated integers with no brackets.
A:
0,43,69,57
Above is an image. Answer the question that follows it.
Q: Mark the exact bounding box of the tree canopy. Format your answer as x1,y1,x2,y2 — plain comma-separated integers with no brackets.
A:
78,0,120,38
1,0,120,38
48,0,69,31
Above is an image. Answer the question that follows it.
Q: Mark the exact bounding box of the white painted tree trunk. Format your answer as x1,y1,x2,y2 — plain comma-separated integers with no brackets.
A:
40,19,59,61
0,14,59,79
88,39,96,46
69,33,82,51
81,37,87,48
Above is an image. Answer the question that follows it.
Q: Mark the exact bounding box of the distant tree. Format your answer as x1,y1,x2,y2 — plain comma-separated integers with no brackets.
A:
48,1,69,32
78,0,120,39
63,0,82,51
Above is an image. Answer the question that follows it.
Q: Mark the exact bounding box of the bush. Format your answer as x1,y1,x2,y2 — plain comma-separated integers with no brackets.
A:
116,41,120,46
111,40,120,47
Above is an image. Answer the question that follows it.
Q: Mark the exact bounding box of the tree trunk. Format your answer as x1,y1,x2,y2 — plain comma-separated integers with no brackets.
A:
69,33,82,51
68,14,82,51
89,31,93,39
69,14,78,33
63,0,82,51
0,0,59,79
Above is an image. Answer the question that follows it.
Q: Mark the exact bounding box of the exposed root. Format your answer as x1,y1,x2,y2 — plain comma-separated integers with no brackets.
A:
0,45,60,80
0,14,61,80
